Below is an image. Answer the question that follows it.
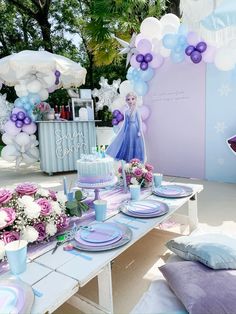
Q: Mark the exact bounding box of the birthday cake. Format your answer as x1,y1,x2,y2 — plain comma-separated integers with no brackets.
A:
77,155,116,186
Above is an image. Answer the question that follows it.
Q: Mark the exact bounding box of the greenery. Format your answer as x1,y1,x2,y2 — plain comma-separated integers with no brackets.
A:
66,190,89,217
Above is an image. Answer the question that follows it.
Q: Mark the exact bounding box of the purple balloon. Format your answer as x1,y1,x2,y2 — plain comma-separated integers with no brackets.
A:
112,110,120,118
15,120,23,128
116,113,124,122
144,53,153,63
136,54,144,63
190,50,202,64
23,116,32,125
196,41,207,53
16,111,26,121
140,61,148,71
185,45,195,56
112,118,118,126
10,113,17,122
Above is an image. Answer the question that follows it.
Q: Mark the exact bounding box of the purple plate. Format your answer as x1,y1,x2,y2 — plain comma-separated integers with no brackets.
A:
127,200,162,214
78,223,122,243
120,200,169,218
71,222,132,252
153,185,193,198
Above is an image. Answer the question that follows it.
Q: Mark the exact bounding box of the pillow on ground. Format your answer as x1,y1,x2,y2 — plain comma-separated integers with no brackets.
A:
166,233,236,269
159,261,236,314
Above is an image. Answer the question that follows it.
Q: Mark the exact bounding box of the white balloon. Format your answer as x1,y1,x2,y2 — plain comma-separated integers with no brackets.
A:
78,108,88,120
2,133,14,145
22,147,39,164
119,80,134,96
39,89,49,101
15,84,28,98
160,14,180,28
160,46,171,57
214,47,236,71
140,17,162,39
42,73,55,88
27,80,42,93
15,132,30,146
1,145,18,161
152,38,161,53
161,23,178,36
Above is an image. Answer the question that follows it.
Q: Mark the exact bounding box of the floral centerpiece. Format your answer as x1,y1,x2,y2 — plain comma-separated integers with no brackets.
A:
33,101,51,120
0,182,69,260
118,158,154,187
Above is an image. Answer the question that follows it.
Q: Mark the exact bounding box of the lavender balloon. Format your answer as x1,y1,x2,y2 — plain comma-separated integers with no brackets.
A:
16,111,26,121
185,45,195,56
15,120,24,128
196,41,207,53
112,118,118,126
144,53,153,63
190,50,202,64
23,116,32,125
10,114,18,122
136,54,144,63
140,61,148,71
112,110,120,118
116,113,124,122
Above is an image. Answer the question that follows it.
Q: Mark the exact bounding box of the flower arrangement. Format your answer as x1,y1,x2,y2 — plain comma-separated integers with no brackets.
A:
118,158,154,187
0,182,69,259
33,101,51,119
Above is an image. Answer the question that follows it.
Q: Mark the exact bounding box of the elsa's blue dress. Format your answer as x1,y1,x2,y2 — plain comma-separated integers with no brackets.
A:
106,109,145,162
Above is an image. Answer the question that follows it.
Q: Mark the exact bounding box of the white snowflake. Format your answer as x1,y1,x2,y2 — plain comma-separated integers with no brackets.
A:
218,84,232,97
92,77,121,111
0,93,14,133
214,122,227,133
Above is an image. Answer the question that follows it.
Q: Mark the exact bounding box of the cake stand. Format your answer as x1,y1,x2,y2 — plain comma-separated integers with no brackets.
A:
77,176,118,203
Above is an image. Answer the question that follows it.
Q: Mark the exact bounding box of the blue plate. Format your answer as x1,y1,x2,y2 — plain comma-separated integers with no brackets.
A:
153,185,193,198
78,223,122,243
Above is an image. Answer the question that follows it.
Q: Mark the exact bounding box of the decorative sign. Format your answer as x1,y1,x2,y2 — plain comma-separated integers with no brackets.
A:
55,129,88,159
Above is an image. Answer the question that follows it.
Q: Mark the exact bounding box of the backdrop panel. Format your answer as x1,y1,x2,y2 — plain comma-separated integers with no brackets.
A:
144,58,206,179
206,64,236,183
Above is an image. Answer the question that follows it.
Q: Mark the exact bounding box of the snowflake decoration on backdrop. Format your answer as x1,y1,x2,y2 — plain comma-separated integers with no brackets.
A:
218,84,232,97
214,121,227,133
0,93,14,133
92,77,121,111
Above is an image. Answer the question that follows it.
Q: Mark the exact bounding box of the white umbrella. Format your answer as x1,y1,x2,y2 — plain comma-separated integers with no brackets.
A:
0,50,87,98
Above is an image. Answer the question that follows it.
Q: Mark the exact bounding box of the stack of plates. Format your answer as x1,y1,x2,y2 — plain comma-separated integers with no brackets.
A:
0,278,34,314
71,222,132,252
120,200,169,218
153,184,193,198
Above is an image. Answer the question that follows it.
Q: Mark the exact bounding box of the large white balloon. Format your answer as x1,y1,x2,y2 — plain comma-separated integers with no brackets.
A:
15,84,28,98
2,133,14,145
214,47,236,71
22,147,39,164
15,132,31,147
39,88,49,101
1,145,19,161
119,80,134,96
162,23,178,36
160,14,180,28
140,17,162,40
27,80,42,94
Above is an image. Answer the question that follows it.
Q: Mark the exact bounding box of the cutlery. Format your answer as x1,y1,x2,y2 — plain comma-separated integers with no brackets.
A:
63,244,92,260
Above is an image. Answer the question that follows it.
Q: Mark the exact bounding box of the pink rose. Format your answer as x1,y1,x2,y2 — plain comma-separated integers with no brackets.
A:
49,190,57,201
0,207,16,229
145,163,154,172
2,231,20,244
118,166,122,174
34,222,46,241
130,158,140,164
0,189,13,204
126,175,132,185
134,168,143,177
15,183,38,196
57,215,69,231
36,198,52,216
145,172,153,182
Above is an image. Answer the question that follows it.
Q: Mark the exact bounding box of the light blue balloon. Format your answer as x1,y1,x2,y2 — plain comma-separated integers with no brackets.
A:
178,24,188,35
14,98,23,108
178,35,187,47
174,44,183,54
20,96,28,104
24,103,31,111
139,67,154,82
134,80,148,96
171,51,185,63
163,34,178,49
28,93,41,105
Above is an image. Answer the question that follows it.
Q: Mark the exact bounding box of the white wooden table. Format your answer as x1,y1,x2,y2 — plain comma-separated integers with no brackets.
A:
30,181,203,314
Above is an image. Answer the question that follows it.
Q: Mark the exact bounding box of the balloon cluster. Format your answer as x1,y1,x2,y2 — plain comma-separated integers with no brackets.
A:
136,53,153,71
14,93,41,121
185,41,207,64
162,26,188,63
112,109,124,126
10,111,32,128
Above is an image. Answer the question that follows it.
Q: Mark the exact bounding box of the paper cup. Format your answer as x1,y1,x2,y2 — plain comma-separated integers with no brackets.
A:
153,173,163,187
129,184,141,201
5,240,28,275
94,200,107,221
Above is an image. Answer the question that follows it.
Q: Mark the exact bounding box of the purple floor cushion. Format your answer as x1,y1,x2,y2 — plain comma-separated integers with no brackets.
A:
159,261,236,314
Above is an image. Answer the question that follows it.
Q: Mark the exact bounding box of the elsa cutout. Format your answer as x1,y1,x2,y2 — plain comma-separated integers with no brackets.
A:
106,92,146,163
